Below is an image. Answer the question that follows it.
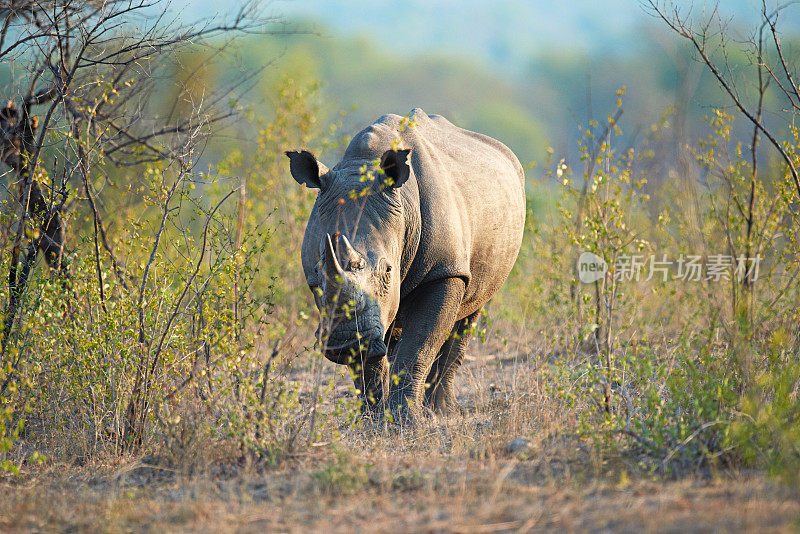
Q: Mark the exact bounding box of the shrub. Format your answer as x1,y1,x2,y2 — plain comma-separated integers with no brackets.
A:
533,98,800,477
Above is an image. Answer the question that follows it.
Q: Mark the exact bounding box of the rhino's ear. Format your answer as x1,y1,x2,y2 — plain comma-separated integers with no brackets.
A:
285,150,330,190
379,148,411,189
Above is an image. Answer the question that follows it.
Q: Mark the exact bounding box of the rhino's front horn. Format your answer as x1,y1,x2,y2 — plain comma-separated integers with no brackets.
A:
324,233,344,296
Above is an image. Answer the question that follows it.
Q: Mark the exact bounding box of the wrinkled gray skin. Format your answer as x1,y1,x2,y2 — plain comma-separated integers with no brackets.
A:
286,108,525,420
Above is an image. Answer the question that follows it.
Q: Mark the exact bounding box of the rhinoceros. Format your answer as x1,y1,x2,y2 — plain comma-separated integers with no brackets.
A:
286,108,525,419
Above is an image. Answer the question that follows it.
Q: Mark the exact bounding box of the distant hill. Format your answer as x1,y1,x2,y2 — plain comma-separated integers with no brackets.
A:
183,0,787,74
226,30,550,165
179,0,799,189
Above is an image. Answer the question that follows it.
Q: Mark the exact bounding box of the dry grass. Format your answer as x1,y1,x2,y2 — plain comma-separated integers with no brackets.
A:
2,454,797,532
2,338,799,533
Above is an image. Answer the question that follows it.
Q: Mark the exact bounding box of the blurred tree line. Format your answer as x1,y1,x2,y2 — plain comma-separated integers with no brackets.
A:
179,18,800,194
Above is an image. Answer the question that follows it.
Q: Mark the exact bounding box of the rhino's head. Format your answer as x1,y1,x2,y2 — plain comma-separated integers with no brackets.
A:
286,148,411,365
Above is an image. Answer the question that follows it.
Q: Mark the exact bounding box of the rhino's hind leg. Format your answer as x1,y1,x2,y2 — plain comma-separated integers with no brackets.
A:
425,309,482,414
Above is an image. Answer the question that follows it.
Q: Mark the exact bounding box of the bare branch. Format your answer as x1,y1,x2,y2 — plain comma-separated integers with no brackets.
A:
0,0,285,356
645,0,800,198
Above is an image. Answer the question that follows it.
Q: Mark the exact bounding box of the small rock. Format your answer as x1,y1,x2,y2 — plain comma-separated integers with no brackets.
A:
505,437,533,455
248,482,271,502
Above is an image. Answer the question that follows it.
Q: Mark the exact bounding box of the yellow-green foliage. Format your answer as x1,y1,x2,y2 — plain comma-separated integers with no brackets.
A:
0,81,352,470
517,100,800,477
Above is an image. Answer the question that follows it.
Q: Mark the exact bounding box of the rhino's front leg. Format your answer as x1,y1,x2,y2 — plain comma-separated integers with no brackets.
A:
348,355,390,412
387,278,465,422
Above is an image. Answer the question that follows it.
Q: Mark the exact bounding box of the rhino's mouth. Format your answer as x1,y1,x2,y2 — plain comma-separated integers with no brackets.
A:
321,304,386,364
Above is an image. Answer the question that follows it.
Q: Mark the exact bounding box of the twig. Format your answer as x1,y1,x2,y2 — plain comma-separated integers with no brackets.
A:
661,420,725,467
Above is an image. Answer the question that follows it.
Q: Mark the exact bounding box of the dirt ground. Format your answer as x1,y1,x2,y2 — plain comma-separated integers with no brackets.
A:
2,463,798,533
2,348,799,533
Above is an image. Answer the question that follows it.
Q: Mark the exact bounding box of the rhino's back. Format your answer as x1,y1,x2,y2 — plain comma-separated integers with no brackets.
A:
343,109,524,188
343,109,526,319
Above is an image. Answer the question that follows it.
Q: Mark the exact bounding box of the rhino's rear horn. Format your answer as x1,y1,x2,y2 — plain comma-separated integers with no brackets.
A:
338,234,363,269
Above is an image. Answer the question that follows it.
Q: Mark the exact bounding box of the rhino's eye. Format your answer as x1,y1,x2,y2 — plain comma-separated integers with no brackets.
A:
374,258,391,297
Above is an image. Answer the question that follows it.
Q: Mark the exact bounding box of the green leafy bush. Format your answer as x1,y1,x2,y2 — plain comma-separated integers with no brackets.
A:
533,99,800,477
